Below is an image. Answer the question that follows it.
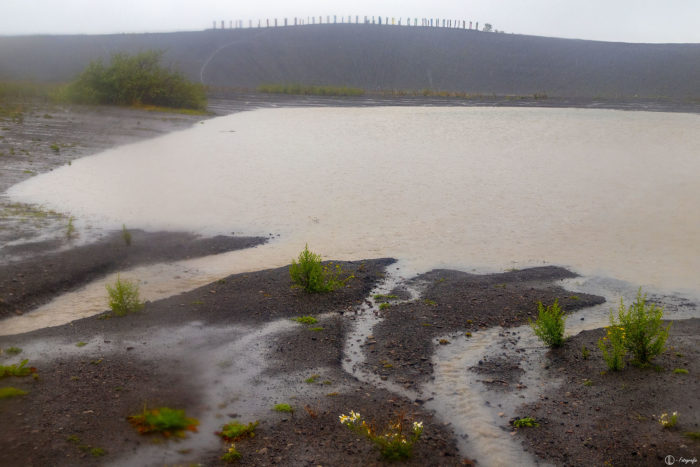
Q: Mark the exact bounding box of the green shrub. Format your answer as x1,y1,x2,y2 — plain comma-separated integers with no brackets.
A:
529,299,566,347
291,315,318,325
217,420,259,441
128,406,199,437
673,368,689,374
106,275,144,316
273,403,293,413
598,324,627,371
0,387,28,399
289,245,352,293
63,51,206,110
512,417,539,428
0,359,35,378
617,290,670,365
221,443,242,462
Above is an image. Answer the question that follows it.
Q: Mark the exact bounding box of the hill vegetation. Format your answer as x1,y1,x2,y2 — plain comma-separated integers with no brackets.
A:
0,24,699,99
63,51,206,110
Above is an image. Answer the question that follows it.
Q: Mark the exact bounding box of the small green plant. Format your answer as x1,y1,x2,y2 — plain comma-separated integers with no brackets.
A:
50,143,60,153
598,325,627,371
309,326,324,332
512,417,539,428
216,420,259,441
273,403,294,413
128,406,199,437
66,216,76,239
221,443,242,463
292,315,318,325
304,374,320,384
599,289,670,369
373,294,398,301
424,299,437,306
66,435,80,443
684,432,700,440
339,411,423,461
617,290,670,365
529,299,566,347
122,224,132,246
0,359,36,378
3,347,22,355
289,244,352,293
76,341,87,347
583,378,593,387
379,303,391,311
90,447,106,457
0,386,28,399
581,346,590,360
673,368,689,374
659,412,678,429
106,275,144,316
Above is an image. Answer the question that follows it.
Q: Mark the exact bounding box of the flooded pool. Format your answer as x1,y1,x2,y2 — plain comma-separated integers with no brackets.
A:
8,106,700,293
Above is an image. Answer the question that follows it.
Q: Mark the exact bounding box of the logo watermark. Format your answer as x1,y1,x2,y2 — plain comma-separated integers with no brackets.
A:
665,455,698,465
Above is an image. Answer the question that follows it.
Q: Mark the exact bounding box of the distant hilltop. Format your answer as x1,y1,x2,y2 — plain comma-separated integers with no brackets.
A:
1,24,699,99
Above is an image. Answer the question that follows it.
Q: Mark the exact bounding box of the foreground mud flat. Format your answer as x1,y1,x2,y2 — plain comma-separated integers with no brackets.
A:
1,242,697,465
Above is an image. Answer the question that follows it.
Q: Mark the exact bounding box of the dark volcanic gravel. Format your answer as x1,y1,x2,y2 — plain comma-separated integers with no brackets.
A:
366,267,605,391
0,230,266,319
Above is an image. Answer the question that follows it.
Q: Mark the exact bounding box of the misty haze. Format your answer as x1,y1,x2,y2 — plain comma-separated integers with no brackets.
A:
1,6,699,467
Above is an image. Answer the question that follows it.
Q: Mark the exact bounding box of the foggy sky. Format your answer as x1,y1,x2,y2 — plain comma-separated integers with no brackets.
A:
3,0,700,43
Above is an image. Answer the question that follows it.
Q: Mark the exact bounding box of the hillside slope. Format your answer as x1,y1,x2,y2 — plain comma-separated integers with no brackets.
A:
1,24,699,98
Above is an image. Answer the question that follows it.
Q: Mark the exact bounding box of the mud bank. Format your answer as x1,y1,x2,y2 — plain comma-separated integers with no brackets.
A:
1,257,697,466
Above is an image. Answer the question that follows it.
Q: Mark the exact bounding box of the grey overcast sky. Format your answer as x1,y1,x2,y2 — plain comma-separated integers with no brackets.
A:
3,0,700,43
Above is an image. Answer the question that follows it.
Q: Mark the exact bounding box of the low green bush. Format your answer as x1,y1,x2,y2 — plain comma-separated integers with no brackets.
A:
617,290,670,365
598,289,670,369
217,420,259,441
273,403,293,413
289,244,352,293
0,387,28,399
530,299,566,347
128,406,199,437
0,359,35,378
63,50,206,110
106,275,144,316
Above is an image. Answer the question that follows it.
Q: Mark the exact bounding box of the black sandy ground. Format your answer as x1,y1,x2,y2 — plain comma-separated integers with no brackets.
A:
1,247,697,466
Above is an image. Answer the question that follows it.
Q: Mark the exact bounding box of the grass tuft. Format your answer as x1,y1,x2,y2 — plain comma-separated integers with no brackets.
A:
0,386,28,399
216,420,259,441
273,403,294,413
128,406,199,438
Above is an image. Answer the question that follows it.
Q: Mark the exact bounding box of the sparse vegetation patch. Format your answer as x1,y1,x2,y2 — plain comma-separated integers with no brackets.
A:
128,406,199,437
289,244,353,293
